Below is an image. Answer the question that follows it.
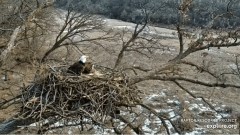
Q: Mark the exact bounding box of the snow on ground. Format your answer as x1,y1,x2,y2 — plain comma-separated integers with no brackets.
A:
104,18,178,39
19,9,238,134
131,89,233,134
228,63,240,70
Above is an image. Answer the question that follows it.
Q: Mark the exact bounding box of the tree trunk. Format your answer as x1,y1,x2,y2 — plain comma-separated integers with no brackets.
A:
114,50,124,69
0,26,21,66
41,46,58,63
0,118,35,134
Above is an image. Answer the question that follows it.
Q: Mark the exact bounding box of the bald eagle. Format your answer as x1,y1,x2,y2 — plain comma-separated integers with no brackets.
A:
67,55,94,75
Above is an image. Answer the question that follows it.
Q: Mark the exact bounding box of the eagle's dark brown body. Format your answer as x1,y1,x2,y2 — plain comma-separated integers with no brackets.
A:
67,61,93,75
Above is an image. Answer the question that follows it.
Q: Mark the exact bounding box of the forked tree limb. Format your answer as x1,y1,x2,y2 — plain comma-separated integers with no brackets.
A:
130,74,240,88
139,103,171,135
40,9,112,62
110,114,144,134
173,81,222,117
180,60,218,78
114,14,149,69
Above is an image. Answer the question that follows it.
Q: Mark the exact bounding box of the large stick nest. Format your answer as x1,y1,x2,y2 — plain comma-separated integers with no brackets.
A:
17,66,141,123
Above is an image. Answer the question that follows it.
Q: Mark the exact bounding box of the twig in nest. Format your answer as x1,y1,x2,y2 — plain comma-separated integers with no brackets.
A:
14,69,141,132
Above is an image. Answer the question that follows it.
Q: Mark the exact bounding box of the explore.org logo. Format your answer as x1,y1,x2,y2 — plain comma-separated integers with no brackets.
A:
205,124,237,129
181,118,239,133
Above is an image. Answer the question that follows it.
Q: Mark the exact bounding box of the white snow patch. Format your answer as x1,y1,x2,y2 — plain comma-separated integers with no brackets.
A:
114,25,133,30
147,94,159,100
159,91,166,97
161,109,174,113
52,121,62,127
196,98,202,101
67,127,73,135
221,104,226,107
185,101,190,104
215,113,230,120
29,123,37,127
215,107,221,110
228,63,239,70
30,119,49,127
216,114,222,120
142,119,153,134
169,48,176,51
94,125,116,134
1,76,6,81
167,100,180,105
185,130,202,135
118,121,126,129
189,103,211,112
105,18,177,38
168,111,176,118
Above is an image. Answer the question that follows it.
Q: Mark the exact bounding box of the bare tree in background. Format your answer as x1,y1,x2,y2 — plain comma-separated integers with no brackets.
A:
41,6,114,62
0,0,53,66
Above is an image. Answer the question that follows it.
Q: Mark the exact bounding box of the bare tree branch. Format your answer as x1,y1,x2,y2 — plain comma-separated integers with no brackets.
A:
180,60,218,78
0,26,21,66
177,25,184,55
173,81,222,117
114,14,149,69
139,103,171,135
41,8,112,62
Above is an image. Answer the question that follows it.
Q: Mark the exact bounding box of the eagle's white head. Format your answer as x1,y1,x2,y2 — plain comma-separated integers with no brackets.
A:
79,55,88,63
